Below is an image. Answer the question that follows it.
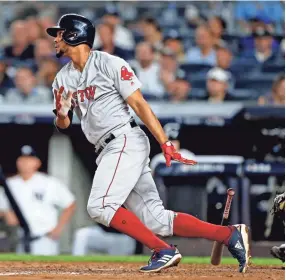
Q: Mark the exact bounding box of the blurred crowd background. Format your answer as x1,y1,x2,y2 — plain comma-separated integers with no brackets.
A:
0,1,284,105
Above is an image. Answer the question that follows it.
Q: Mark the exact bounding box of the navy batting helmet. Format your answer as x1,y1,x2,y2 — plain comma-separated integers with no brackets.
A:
46,14,95,48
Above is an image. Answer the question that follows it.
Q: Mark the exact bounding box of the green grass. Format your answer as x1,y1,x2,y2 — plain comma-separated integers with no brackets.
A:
0,254,282,266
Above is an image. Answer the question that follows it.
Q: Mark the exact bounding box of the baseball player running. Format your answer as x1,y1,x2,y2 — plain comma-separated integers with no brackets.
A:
47,14,250,273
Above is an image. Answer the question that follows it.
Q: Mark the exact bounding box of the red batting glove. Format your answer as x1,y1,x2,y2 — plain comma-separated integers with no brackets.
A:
161,141,197,167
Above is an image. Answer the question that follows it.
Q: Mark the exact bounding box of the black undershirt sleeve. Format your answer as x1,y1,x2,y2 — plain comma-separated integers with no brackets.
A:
52,109,74,134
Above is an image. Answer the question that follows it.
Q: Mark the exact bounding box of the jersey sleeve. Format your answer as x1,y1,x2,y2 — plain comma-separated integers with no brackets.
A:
105,55,142,100
51,178,75,209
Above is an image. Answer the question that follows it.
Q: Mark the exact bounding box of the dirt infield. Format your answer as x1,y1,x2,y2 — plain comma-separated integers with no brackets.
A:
0,261,284,280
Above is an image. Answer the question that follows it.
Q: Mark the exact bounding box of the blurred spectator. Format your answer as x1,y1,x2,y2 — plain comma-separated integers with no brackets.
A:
216,46,233,70
184,4,204,29
215,46,235,91
159,47,186,90
139,17,163,52
163,31,186,63
186,24,216,66
93,9,135,51
235,1,284,33
26,16,44,43
97,23,132,61
3,20,34,60
38,14,57,40
0,57,14,98
208,16,227,48
166,74,191,102
130,42,164,98
204,67,233,102
36,58,59,88
258,73,285,105
242,28,277,64
4,67,51,104
239,18,280,52
34,38,54,63
72,225,136,256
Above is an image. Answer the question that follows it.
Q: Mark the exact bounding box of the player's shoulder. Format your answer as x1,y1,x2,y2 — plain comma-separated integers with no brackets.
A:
92,50,126,65
6,174,21,184
52,61,73,88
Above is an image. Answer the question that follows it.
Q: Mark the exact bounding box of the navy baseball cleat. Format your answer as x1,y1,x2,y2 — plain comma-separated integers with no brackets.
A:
139,245,182,273
227,224,251,273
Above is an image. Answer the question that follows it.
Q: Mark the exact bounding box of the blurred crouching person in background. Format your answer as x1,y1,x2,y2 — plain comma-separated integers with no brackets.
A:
0,146,76,255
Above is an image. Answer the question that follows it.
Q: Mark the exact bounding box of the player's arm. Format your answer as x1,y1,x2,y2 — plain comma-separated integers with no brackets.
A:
127,90,196,166
48,201,76,240
4,210,18,226
107,56,196,166
127,89,167,145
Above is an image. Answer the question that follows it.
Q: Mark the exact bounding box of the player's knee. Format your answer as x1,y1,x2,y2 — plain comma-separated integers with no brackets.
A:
87,202,102,222
149,209,175,237
87,201,115,227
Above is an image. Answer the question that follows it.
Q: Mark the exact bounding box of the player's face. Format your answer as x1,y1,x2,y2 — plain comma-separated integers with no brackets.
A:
16,156,41,174
54,30,68,58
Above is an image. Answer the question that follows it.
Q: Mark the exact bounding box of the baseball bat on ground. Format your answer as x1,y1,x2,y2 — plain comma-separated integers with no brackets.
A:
210,188,235,266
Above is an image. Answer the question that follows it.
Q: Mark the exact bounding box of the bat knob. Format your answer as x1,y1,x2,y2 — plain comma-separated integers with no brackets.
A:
227,188,235,196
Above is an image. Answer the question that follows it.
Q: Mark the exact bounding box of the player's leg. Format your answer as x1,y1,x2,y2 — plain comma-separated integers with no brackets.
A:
125,165,250,272
87,131,170,251
72,225,136,256
125,167,233,243
16,237,59,255
30,237,59,256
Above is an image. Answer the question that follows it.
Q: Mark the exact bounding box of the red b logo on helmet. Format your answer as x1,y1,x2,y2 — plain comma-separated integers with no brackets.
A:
121,66,134,81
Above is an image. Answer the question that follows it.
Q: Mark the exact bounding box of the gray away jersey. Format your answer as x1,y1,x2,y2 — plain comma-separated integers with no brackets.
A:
52,51,142,145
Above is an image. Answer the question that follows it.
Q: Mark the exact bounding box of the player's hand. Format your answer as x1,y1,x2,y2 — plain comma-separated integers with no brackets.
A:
161,141,197,167
54,86,72,119
47,226,63,240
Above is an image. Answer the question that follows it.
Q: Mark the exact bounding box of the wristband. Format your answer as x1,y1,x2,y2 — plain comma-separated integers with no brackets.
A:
57,113,68,120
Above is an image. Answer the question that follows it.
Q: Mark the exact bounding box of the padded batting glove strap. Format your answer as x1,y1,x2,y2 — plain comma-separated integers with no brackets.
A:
161,141,197,167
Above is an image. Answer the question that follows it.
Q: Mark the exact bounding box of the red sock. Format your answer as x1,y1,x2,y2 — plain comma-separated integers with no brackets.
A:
173,213,234,245
110,207,170,250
